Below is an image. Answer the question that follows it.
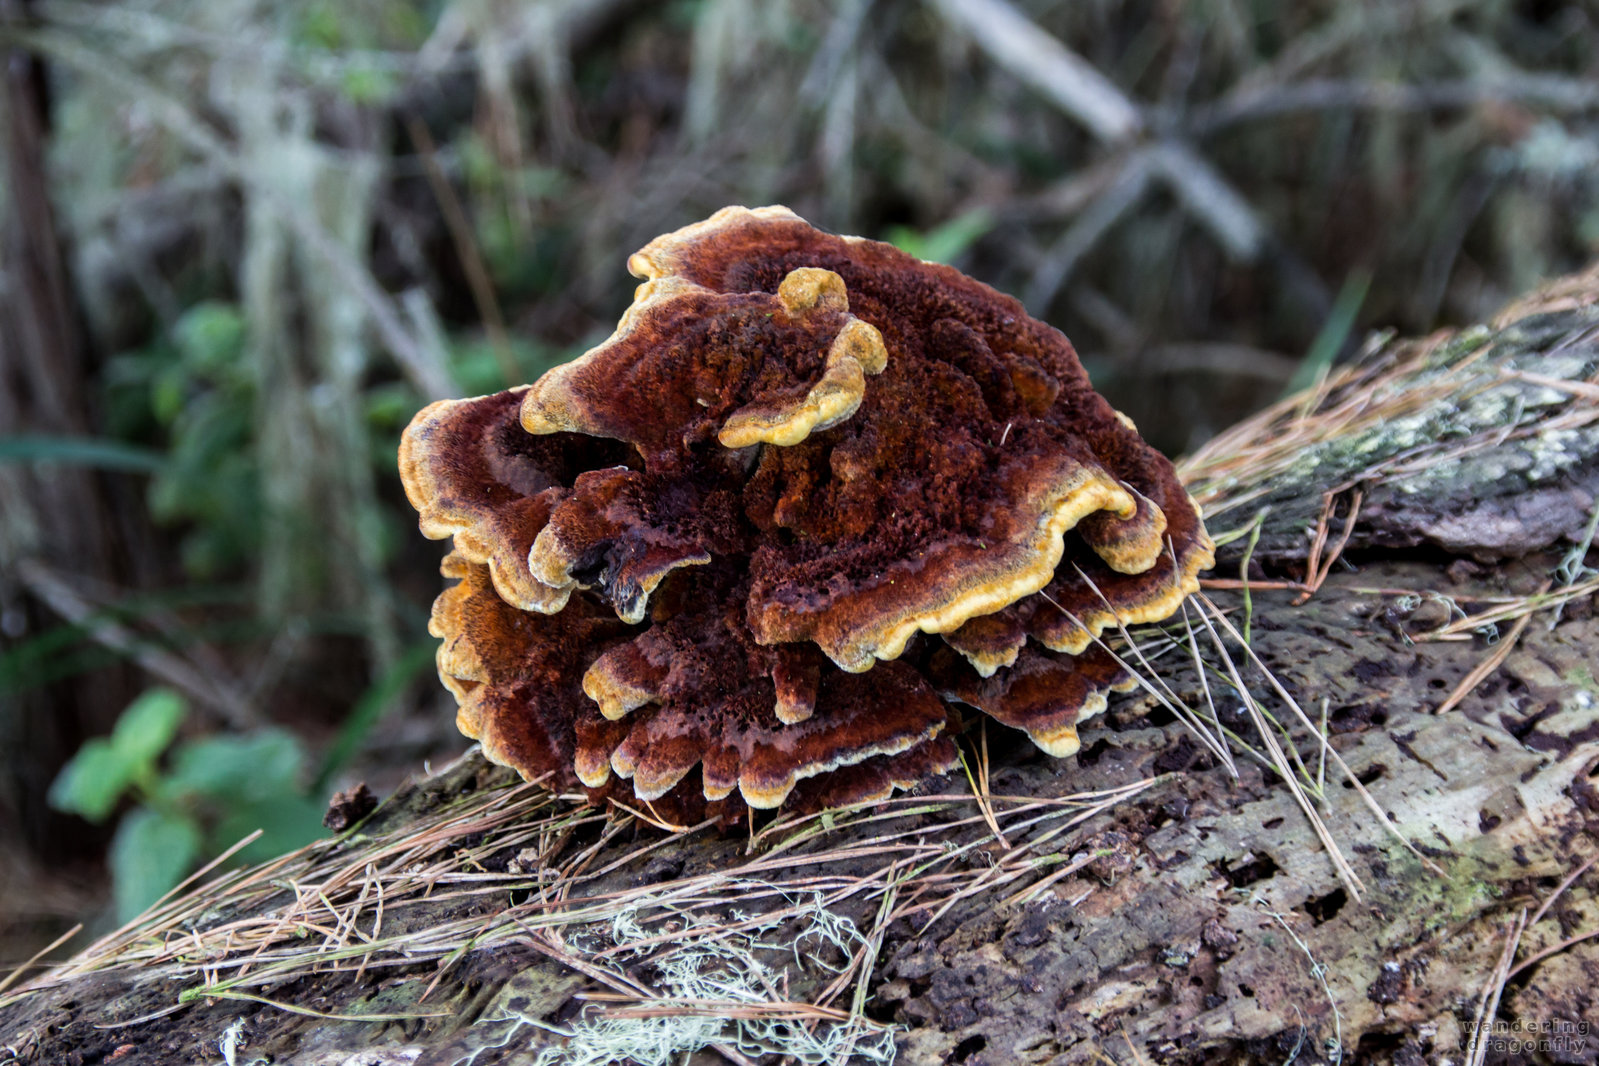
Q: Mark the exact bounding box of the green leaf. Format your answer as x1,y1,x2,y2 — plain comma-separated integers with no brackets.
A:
364,381,420,429
340,64,397,105
457,131,500,187
447,340,514,395
298,2,344,48
167,729,305,803
110,807,202,921
212,795,327,865
0,435,165,474
1283,269,1371,399
110,688,187,766
151,363,189,426
50,688,185,821
48,738,138,822
173,301,246,373
884,208,994,265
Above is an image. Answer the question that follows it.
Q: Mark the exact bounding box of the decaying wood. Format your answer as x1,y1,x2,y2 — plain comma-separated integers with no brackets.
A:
3,271,1598,1066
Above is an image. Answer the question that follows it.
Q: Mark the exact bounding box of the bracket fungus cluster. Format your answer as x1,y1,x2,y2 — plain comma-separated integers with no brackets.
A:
401,206,1212,822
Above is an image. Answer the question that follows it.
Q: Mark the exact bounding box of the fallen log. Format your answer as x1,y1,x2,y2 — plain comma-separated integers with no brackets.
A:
3,266,1597,1066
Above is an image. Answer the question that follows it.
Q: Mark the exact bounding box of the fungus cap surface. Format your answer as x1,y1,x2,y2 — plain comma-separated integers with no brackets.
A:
401,205,1212,818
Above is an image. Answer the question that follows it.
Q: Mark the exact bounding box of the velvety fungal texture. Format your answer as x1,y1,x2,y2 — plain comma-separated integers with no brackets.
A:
401,205,1213,821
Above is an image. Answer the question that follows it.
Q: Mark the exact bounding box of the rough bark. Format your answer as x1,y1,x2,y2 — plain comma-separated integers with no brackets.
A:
3,272,1598,1066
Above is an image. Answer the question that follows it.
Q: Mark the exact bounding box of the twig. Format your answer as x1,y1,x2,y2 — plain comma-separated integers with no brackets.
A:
999,850,1097,909
924,0,1140,141
1199,578,1302,591
1528,853,1599,929
1413,577,1599,642
1465,910,1527,1066
14,25,456,400
0,924,82,995
1193,74,1599,136
1432,588,1544,715
1294,488,1363,605
1024,152,1153,310
926,0,1266,262
1503,852,1599,981
14,559,257,728
1047,560,1237,776
1143,140,1267,261
1507,927,1599,983
1495,367,1599,401
404,115,518,385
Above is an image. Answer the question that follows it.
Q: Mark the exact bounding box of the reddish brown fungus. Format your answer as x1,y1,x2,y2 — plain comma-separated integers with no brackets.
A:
402,205,1213,820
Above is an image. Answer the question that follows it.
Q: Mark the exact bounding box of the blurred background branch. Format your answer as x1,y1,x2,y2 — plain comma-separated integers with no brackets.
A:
930,0,1268,265
1,0,1596,958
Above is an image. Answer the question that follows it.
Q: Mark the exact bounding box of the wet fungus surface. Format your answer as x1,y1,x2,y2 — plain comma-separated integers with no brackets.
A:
400,205,1213,821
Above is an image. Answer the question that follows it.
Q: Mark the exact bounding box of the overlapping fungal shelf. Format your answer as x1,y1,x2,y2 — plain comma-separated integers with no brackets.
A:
400,206,1213,821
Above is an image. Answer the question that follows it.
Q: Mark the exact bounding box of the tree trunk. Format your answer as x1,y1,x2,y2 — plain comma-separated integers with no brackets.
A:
0,0,138,865
3,269,1597,1066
